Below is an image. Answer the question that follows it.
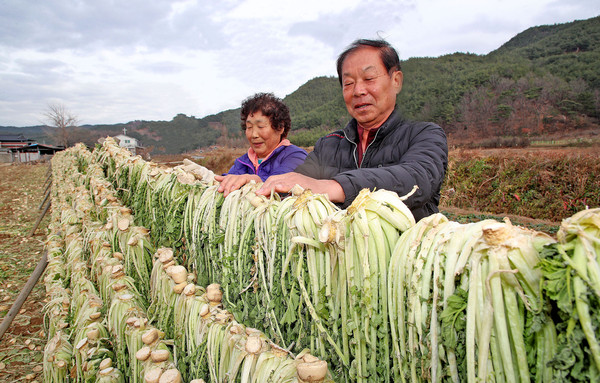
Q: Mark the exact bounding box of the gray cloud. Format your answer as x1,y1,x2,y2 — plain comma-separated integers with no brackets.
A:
0,0,229,52
288,1,412,52
1,0,598,126
213,1,414,96
1,58,73,99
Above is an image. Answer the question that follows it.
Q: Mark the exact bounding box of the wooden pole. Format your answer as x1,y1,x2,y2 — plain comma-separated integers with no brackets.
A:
28,200,51,237
42,172,52,189
42,177,52,196
0,251,48,341
38,188,51,210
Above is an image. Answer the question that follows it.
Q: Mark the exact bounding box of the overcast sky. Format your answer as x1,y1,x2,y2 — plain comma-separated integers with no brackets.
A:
1,0,598,127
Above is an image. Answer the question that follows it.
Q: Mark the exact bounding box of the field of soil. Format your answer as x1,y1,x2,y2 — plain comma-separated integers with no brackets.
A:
0,145,598,380
0,163,49,382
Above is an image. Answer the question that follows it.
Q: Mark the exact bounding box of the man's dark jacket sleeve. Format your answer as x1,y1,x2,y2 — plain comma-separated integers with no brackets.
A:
295,109,448,221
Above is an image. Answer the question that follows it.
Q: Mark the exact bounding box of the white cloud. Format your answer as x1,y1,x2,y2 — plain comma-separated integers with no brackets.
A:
227,0,361,21
388,0,598,58
0,0,598,126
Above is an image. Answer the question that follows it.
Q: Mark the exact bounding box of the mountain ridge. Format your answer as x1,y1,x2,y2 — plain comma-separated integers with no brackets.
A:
2,15,599,153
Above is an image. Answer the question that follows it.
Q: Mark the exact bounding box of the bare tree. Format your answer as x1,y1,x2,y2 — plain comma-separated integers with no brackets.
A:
44,103,79,148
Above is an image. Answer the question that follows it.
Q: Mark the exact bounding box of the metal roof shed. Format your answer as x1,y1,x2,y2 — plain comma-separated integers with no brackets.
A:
8,143,64,163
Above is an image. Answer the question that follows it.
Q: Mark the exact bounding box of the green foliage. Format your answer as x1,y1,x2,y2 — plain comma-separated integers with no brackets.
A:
3,17,598,153
285,76,350,131
134,114,222,154
289,127,336,147
494,16,600,55
134,77,347,153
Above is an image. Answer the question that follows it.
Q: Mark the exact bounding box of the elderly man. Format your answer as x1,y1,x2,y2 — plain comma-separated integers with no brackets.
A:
256,39,448,221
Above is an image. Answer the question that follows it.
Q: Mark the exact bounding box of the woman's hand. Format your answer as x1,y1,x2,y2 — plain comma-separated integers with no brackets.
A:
214,174,262,197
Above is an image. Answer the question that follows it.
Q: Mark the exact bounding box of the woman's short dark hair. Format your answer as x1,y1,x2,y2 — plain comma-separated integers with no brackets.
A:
240,92,291,139
336,39,401,86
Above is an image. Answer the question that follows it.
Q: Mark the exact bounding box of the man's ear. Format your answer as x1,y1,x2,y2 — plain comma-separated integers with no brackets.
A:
393,70,404,94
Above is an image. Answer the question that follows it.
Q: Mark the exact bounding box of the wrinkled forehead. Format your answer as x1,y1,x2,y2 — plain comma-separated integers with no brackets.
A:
341,46,385,74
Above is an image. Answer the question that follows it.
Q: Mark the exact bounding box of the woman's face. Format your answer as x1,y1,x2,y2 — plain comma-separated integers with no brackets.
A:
245,111,283,158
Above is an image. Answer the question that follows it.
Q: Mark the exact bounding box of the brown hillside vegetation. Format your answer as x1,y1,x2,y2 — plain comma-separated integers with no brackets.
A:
153,146,247,175
441,146,600,222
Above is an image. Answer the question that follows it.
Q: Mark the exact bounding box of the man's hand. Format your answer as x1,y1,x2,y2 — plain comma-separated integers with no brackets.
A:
214,174,262,197
256,172,345,203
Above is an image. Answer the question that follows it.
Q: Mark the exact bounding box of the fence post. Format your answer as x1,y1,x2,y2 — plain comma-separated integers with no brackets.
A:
42,177,52,196
28,200,51,237
42,172,52,190
0,251,48,341
38,189,51,210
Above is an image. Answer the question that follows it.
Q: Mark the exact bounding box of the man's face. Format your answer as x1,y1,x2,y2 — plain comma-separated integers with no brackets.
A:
341,46,403,130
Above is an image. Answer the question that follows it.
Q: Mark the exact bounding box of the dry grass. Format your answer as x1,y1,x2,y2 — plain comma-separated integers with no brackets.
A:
194,147,248,175
441,146,600,222
152,147,247,175
0,162,49,381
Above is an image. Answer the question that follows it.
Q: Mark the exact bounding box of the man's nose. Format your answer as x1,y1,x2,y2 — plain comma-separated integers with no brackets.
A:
353,80,367,96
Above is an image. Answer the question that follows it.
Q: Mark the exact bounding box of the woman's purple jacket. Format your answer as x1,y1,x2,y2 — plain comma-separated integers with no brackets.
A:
226,144,308,181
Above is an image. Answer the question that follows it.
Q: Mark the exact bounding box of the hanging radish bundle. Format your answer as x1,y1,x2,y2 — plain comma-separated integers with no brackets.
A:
388,214,557,382
43,331,73,383
539,208,600,381
316,188,416,382
39,138,600,383
183,184,224,286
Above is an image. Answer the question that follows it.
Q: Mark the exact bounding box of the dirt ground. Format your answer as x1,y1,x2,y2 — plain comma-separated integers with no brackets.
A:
450,145,600,158
0,162,50,382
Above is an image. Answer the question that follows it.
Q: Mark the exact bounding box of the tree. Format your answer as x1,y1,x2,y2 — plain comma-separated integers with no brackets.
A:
44,103,79,148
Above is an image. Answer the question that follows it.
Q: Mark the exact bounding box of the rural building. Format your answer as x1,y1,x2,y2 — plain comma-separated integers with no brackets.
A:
0,133,37,162
7,143,63,163
0,133,35,148
113,127,144,155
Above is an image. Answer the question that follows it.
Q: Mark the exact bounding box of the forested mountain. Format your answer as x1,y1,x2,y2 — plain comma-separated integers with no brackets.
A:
2,16,598,153
397,15,600,145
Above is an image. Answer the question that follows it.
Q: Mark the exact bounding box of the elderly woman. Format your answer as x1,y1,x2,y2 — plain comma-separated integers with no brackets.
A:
215,93,307,196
